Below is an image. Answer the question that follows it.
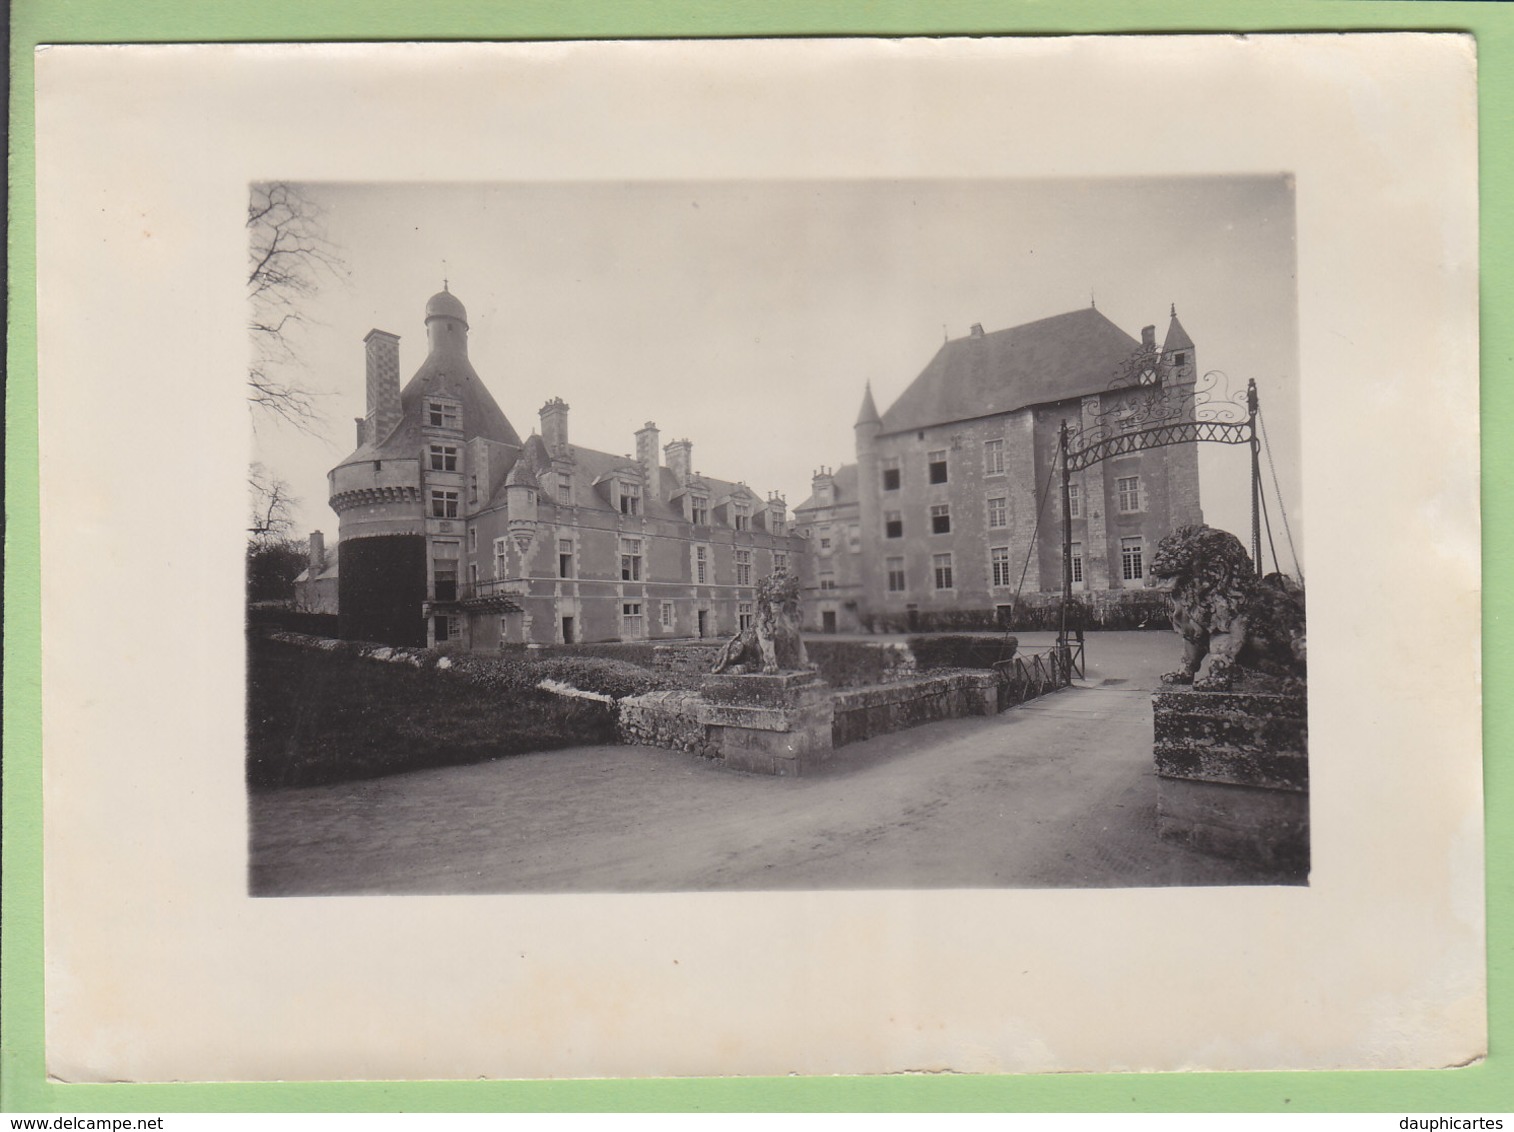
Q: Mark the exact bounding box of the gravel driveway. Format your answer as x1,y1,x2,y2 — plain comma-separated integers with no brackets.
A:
248,632,1303,894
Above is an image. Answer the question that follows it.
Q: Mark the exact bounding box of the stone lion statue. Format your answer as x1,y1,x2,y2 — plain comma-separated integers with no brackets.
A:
1150,524,1306,690
711,571,810,675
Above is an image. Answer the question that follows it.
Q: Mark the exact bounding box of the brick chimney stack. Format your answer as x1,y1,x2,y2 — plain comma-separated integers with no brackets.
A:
539,398,570,454
364,330,402,445
636,422,662,501
664,438,693,486
1141,325,1157,352
308,530,326,573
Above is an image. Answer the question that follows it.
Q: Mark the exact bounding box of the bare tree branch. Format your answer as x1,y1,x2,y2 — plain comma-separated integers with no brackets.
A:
247,182,347,435
248,462,299,538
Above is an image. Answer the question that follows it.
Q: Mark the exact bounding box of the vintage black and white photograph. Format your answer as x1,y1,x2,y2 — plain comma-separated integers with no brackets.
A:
38,35,1481,1081
245,178,1308,895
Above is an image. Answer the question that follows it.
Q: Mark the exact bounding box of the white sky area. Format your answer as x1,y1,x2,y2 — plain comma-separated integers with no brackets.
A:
253,176,1301,572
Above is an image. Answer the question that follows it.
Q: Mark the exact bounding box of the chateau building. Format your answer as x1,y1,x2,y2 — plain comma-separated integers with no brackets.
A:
322,287,806,649
795,305,1203,632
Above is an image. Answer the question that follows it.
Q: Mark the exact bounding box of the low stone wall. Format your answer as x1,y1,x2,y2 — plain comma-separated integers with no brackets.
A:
651,642,726,680
617,690,716,758
831,671,1000,747
1153,686,1309,874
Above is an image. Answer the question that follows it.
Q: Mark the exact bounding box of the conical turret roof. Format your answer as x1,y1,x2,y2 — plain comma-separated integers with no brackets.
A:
855,382,882,427
1162,305,1194,354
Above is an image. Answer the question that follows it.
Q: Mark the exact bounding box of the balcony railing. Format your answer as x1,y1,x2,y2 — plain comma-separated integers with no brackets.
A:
455,577,526,612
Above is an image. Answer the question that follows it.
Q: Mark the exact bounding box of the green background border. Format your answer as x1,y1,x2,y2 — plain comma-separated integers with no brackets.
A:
5,0,1507,1113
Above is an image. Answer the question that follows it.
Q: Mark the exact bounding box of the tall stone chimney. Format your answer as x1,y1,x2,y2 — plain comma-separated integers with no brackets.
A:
636,422,662,501
364,330,402,445
1141,325,1157,352
540,398,570,454
308,530,326,573
664,438,693,486
970,323,985,338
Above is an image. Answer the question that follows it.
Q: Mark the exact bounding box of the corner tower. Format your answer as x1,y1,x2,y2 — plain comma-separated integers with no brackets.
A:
329,286,522,646
1161,304,1204,528
853,382,884,610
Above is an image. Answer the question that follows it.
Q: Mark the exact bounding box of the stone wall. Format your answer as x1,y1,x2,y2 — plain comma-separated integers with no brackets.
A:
831,671,1001,747
651,641,726,680
617,690,716,758
1153,686,1309,875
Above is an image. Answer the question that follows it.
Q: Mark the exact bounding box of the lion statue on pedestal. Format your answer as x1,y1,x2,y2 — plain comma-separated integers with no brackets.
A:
1150,524,1306,691
711,571,810,675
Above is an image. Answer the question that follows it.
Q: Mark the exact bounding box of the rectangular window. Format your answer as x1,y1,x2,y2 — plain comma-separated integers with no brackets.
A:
930,503,951,534
1071,541,1084,584
427,401,460,429
619,480,641,515
1068,483,1082,519
469,562,479,585
430,489,459,519
558,538,574,579
621,602,644,638
819,572,837,591
987,496,1007,529
928,449,948,484
886,556,906,593
468,527,477,551
738,602,754,631
695,545,709,585
620,537,643,582
557,473,572,505
885,511,903,539
984,438,1005,476
691,495,709,525
493,537,508,579
773,551,788,574
1121,536,1144,581
881,456,901,491
991,545,1012,588
1172,352,1187,366
769,512,786,536
429,444,459,472
1117,476,1142,513
847,523,861,553
735,548,753,586
733,504,750,531
432,559,458,602
819,527,832,552
933,552,954,591
433,614,458,641
660,601,674,629
469,473,479,502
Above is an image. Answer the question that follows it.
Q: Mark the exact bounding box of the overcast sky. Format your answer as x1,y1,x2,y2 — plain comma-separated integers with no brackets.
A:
253,175,1301,572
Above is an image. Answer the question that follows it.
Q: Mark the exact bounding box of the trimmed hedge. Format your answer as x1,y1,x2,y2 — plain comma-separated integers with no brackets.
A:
803,639,915,688
858,591,1171,633
499,641,660,667
247,636,622,788
907,634,1018,670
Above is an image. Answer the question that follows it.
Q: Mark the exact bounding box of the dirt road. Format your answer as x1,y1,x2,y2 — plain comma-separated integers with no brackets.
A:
249,632,1300,894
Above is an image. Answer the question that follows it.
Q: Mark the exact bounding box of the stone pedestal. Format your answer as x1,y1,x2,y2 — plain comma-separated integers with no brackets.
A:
699,671,834,776
1153,687,1309,873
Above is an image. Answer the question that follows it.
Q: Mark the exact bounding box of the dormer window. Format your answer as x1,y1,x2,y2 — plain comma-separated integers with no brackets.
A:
619,479,641,516
429,445,459,472
690,495,709,525
769,512,786,536
733,503,751,531
427,401,461,429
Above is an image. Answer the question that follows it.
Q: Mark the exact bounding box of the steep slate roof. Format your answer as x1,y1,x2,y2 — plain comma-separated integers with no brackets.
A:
492,438,764,523
879,307,1141,435
793,463,859,515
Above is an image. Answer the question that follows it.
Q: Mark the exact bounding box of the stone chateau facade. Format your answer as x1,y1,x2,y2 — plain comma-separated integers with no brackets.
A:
793,306,1204,632
319,288,806,649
